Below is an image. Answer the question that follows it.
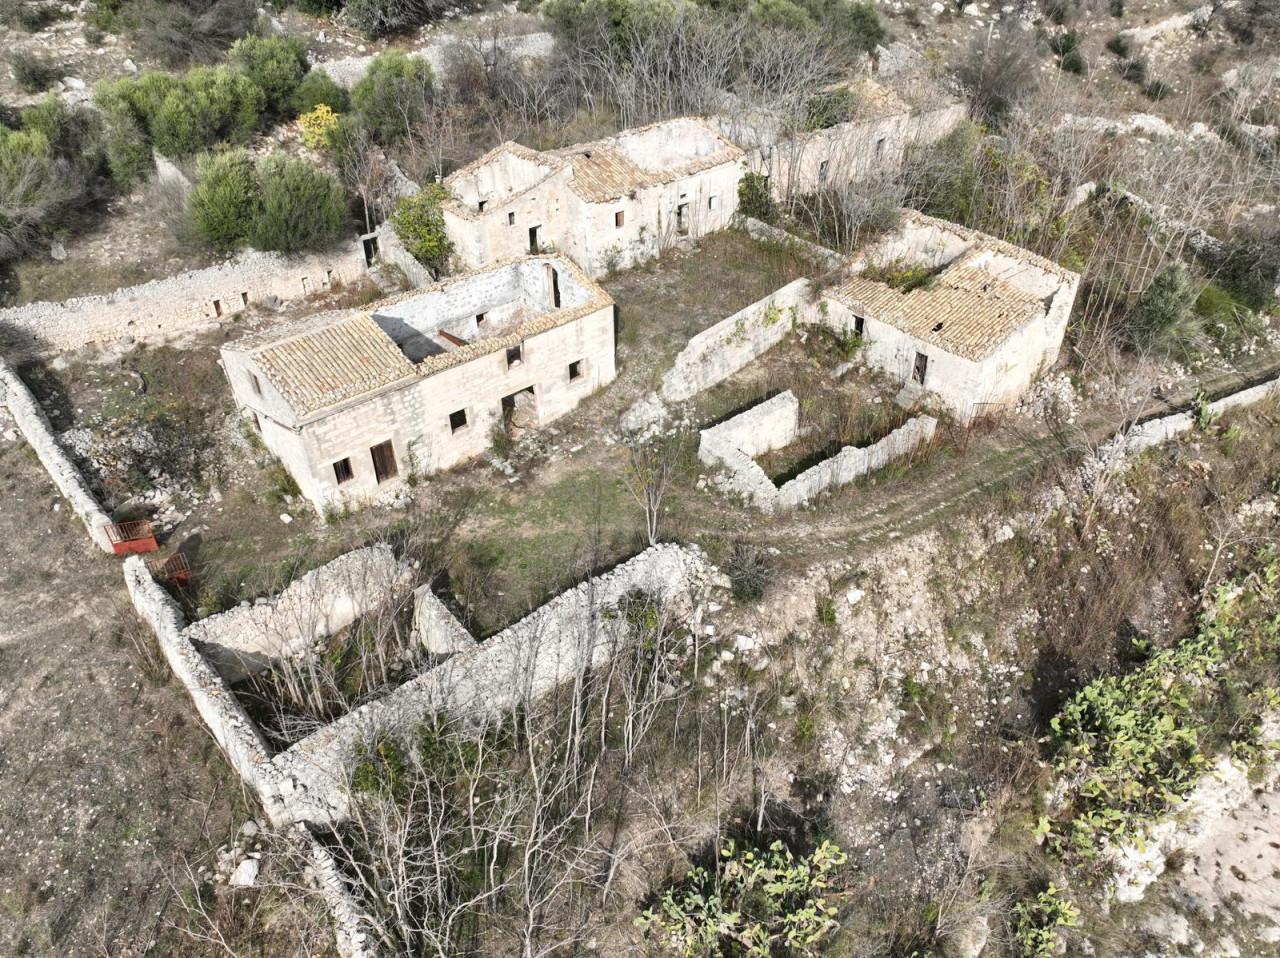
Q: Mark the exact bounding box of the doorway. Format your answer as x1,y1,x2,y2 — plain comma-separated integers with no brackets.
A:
362,234,380,266
912,351,928,385
370,440,398,483
528,225,541,253
500,387,537,439
676,203,690,235
546,264,561,308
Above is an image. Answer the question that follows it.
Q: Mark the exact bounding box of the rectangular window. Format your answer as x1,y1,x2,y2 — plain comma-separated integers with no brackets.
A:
506,343,523,368
449,408,468,433
251,412,261,433
249,372,262,397
478,199,487,212
333,457,354,484
568,360,583,382
476,312,487,325
240,291,249,307
818,159,829,184
212,299,223,318
370,440,398,483
912,351,928,385
615,210,625,228
708,194,718,210
854,315,865,337
508,211,516,226
301,276,310,294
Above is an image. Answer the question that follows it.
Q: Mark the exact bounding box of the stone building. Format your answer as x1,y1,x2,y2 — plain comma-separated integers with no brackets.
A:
720,78,965,201
818,212,1079,421
440,117,744,277
221,255,615,512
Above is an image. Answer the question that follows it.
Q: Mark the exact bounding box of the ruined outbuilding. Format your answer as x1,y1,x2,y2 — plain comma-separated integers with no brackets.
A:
819,213,1080,421
441,117,745,277
221,254,615,512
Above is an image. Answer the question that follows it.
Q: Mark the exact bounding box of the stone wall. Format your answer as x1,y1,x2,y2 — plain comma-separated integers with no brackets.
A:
0,242,368,356
269,543,721,825
412,585,475,655
774,415,937,511
122,557,292,824
698,392,937,514
0,355,114,551
373,221,435,288
183,545,413,684
316,31,555,88
661,279,814,402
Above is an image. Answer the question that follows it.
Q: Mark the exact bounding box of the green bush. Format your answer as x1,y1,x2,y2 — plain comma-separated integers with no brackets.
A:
0,0,66,32
1143,79,1173,100
250,156,345,252
798,0,884,55
291,68,351,115
1128,263,1202,358
737,171,774,222
100,101,153,190
1060,48,1085,73
727,540,771,602
637,838,847,956
750,0,813,31
189,150,261,250
345,0,450,37
390,184,453,272
1119,57,1147,84
1104,33,1130,56
1014,885,1079,958
804,87,857,131
350,50,433,143
104,66,267,158
228,35,310,117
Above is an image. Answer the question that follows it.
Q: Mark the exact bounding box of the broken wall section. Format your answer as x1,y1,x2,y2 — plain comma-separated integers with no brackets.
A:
0,355,114,551
0,243,368,356
270,543,724,825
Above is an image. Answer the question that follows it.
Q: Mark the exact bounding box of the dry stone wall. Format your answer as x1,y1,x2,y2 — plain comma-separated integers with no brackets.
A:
183,546,413,684
122,558,292,824
660,278,815,402
0,355,114,551
316,31,555,87
270,544,722,825
698,391,938,514
0,242,367,356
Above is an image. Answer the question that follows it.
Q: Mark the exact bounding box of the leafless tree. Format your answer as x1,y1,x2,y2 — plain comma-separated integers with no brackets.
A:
622,430,688,547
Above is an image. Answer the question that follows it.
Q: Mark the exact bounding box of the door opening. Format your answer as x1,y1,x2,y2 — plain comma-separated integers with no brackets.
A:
370,440,398,483
500,387,537,439
528,225,541,253
362,235,379,265
912,352,928,385
546,264,561,308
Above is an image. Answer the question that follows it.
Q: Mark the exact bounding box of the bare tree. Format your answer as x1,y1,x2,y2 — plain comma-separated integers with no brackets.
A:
622,431,687,547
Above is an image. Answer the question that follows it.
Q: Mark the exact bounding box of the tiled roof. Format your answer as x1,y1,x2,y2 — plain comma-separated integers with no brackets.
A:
830,259,1047,362
226,256,614,421
899,210,1073,281
235,312,416,417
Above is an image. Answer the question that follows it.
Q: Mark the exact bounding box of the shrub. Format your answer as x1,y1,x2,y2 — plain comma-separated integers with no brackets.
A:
189,149,261,250
295,0,343,13
249,156,345,252
228,35,309,117
1060,48,1085,73
959,22,1040,123
737,171,774,222
1046,30,1079,56
350,50,433,143
1104,33,1129,56
345,0,451,37
1143,79,1173,100
298,104,340,150
150,67,266,157
291,68,351,115
9,51,60,93
1128,263,1200,358
0,127,82,261
1118,57,1147,84
390,184,453,272
1014,885,1079,958
804,88,857,131
637,838,847,956
727,541,771,602
750,0,814,31
100,101,153,190
799,0,884,55
127,0,259,67
0,0,65,32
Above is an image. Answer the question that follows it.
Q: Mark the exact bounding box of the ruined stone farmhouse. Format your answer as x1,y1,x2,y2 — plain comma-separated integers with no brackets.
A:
221,254,615,512
819,212,1080,421
441,117,745,277
719,78,966,201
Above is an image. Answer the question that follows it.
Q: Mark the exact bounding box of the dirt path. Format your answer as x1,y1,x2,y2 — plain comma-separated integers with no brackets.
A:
0,439,247,957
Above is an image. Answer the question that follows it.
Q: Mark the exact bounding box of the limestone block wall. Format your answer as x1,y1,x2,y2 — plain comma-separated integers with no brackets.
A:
122,557,291,823
315,31,555,88
373,221,435,288
412,585,476,655
661,279,814,402
183,545,413,684
773,415,937,511
698,391,937,513
270,543,721,825
0,242,368,356
0,355,114,551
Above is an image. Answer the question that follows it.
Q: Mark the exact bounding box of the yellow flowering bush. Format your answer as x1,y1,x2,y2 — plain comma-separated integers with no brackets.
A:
298,104,339,151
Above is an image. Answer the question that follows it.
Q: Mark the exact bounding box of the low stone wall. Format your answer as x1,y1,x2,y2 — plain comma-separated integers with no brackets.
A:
122,558,291,824
183,545,413,684
411,585,475,655
316,31,555,87
294,824,375,958
660,278,814,402
698,393,937,514
0,355,114,551
0,242,367,356
1089,375,1280,481
373,221,435,288
698,392,801,510
774,415,937,511
270,543,721,825
740,217,844,271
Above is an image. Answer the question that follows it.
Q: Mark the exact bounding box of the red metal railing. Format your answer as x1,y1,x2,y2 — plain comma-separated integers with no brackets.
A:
105,520,158,556
147,553,192,587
